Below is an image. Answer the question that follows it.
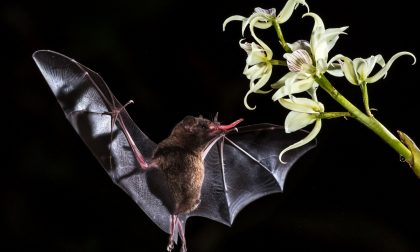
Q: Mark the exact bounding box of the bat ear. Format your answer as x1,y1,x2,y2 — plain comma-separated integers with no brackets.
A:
182,116,196,133
182,116,196,124
213,112,219,122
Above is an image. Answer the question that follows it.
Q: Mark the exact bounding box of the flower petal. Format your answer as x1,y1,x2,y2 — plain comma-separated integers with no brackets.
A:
353,57,367,81
246,43,269,65
279,97,323,113
284,111,317,133
239,39,252,54
277,0,309,24
271,71,297,89
243,63,265,79
249,18,274,59
250,64,272,92
279,119,321,163
326,62,344,77
303,12,324,30
223,15,247,31
243,89,256,110
288,40,311,52
272,77,315,100
284,49,313,72
334,55,359,85
254,7,276,16
364,55,384,76
303,12,348,64
366,51,416,83
245,8,277,31
253,22,274,29
323,27,348,52
313,27,348,63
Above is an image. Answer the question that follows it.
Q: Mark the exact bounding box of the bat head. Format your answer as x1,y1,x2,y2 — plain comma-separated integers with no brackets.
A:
170,116,243,149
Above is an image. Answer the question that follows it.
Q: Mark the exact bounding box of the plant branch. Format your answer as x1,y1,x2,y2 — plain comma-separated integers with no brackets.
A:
314,74,413,162
272,21,291,53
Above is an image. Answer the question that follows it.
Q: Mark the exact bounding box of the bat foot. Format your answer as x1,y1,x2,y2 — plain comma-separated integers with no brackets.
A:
166,240,175,252
181,243,187,252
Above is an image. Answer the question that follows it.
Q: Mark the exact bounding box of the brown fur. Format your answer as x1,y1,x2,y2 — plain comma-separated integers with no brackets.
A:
153,116,219,214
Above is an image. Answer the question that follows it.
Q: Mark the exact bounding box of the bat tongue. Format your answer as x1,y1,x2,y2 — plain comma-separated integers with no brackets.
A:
218,119,243,131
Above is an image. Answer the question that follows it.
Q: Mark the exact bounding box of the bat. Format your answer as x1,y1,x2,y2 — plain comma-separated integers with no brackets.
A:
33,50,316,252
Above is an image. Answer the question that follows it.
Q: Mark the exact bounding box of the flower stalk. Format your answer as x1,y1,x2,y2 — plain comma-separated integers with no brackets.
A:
360,83,373,117
273,21,291,53
319,112,351,120
314,74,412,162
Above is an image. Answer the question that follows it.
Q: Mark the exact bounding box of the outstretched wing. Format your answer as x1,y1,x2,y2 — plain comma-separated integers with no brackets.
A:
190,124,316,225
33,50,172,233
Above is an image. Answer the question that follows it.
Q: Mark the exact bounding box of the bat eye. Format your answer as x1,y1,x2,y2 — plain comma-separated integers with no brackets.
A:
198,123,208,129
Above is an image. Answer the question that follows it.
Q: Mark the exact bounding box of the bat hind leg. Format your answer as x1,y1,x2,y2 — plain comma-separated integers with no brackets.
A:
167,215,176,251
177,219,187,252
167,215,187,252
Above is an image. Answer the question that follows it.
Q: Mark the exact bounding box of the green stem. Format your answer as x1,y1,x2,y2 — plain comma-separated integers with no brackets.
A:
320,112,352,120
314,74,412,161
360,83,373,117
272,21,291,53
270,59,288,66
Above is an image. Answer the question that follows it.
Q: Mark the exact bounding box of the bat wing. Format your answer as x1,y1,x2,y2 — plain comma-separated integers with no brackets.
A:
190,124,316,225
33,50,173,233
34,50,316,244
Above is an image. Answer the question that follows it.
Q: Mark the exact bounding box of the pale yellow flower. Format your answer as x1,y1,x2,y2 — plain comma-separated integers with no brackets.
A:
278,97,323,163
271,13,348,101
239,40,273,110
223,1,308,45
223,0,308,34
330,52,416,85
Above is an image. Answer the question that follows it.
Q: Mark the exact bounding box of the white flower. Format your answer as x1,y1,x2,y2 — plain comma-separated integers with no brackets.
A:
240,40,273,110
277,0,309,24
271,13,348,101
330,52,416,85
223,1,308,42
278,97,324,163
223,7,276,35
306,13,348,75
223,1,309,32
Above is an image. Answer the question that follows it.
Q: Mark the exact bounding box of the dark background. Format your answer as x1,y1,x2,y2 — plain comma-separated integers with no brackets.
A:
3,0,420,251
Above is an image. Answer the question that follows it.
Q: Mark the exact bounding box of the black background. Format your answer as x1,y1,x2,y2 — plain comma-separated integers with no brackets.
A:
3,0,420,251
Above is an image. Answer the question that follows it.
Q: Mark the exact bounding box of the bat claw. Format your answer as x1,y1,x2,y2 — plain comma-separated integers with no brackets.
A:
181,243,187,252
